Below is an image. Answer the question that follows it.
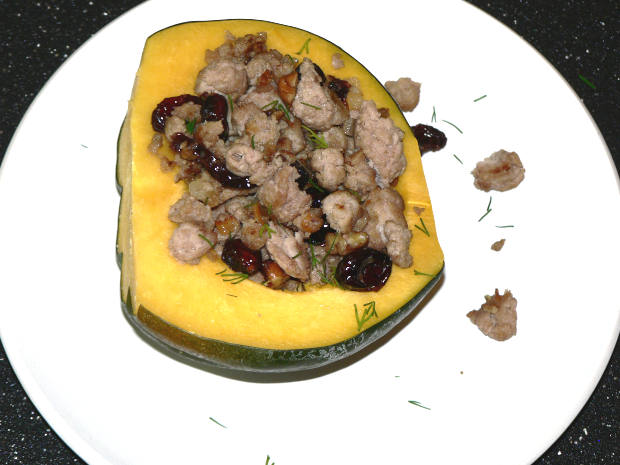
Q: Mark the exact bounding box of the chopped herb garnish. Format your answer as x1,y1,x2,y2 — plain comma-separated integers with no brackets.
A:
431,106,436,123
478,196,493,222
496,225,514,228
198,233,214,248
209,417,227,428
355,301,378,331
325,232,340,257
453,153,463,164
261,100,278,111
215,269,227,275
259,223,275,238
408,400,431,410
441,119,463,134
80,144,88,148
578,74,597,90
300,101,322,110
251,134,255,149
266,203,273,216
473,94,487,102
414,269,434,277
226,94,234,112
265,455,275,465
261,99,292,120
291,251,301,259
414,217,430,236
219,272,249,284
295,37,311,55
284,54,298,65
185,118,196,134
301,124,328,149
226,294,238,298
307,176,325,193
309,244,321,269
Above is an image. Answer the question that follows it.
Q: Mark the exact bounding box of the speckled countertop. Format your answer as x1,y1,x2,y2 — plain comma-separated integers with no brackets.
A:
0,1,618,464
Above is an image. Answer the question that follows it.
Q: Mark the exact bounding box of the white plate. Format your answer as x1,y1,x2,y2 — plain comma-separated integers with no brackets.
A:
1,1,618,464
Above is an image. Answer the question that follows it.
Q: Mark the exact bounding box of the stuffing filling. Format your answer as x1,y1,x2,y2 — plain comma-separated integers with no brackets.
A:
149,32,414,291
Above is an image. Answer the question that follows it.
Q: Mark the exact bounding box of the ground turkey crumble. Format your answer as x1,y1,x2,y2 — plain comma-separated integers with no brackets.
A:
150,31,415,290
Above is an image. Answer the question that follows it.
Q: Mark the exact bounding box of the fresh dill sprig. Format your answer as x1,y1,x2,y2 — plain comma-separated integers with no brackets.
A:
226,94,234,112
478,196,493,222
453,154,463,164
215,269,227,275
80,144,88,149
431,105,436,123
226,294,238,298
291,251,301,259
218,272,249,284
295,37,311,55
473,94,487,102
578,74,596,90
259,223,276,238
261,100,292,120
185,118,197,134
414,217,430,236
414,269,434,277
325,232,339,257
251,134,255,149
209,417,227,428
496,225,514,228
309,244,321,269
441,119,463,134
265,455,275,465
301,124,328,149
198,233,214,248
300,101,322,110
355,301,378,331
408,400,431,410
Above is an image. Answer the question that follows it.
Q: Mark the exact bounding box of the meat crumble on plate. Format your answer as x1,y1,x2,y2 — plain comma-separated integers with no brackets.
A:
149,31,414,291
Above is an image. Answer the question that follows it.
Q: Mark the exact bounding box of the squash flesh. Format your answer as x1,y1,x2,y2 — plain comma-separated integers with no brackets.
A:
118,20,444,351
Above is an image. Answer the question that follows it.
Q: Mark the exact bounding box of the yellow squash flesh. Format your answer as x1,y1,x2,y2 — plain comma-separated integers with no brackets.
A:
117,20,444,354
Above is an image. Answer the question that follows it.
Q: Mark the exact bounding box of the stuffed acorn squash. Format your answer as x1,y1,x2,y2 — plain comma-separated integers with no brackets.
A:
116,20,444,372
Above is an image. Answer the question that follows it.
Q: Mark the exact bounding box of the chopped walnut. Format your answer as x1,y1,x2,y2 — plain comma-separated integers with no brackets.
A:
491,239,506,251
467,289,517,341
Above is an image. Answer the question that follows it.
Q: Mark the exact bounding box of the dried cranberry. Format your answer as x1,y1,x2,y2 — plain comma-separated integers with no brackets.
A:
192,143,253,189
170,133,193,153
306,185,329,208
291,161,328,206
151,94,202,133
412,124,447,154
201,93,229,140
221,238,262,275
335,248,392,292
292,161,310,190
305,217,335,246
327,76,351,105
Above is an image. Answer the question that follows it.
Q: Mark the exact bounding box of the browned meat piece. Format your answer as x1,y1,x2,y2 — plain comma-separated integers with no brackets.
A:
204,32,267,64
279,119,306,154
195,57,248,98
309,148,346,191
164,115,189,141
363,188,412,267
245,112,280,152
291,58,346,131
354,100,406,187
491,239,506,251
331,53,344,69
168,222,213,265
293,208,324,234
261,259,291,289
238,86,280,111
344,150,378,197
194,120,224,148
168,194,214,230
257,165,312,223
240,220,268,250
472,150,525,192
187,170,257,207
171,102,202,121
265,223,310,280
231,102,262,136
320,127,347,152
246,50,296,85
322,191,361,233
277,71,298,106
467,289,517,341
225,143,283,185
384,78,421,112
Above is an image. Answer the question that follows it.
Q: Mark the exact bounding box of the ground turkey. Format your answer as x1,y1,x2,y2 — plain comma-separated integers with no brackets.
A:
195,57,248,99
257,165,312,224
384,77,421,112
467,289,517,341
472,150,525,192
354,100,406,187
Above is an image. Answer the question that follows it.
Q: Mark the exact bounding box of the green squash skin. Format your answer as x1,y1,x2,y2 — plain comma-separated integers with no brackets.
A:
120,267,443,374
116,20,445,374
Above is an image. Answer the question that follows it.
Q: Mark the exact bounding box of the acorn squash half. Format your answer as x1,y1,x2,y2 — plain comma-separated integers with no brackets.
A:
116,20,444,373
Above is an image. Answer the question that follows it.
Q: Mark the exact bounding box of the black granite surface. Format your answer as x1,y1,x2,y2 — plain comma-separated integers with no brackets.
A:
0,1,618,464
